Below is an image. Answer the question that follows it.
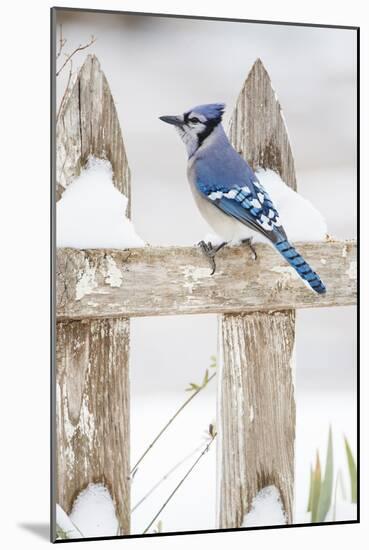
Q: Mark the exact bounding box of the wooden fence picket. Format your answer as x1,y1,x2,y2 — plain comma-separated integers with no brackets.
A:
55,54,131,535
218,59,299,527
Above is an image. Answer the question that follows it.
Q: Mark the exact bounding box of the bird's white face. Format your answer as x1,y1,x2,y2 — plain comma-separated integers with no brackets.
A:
175,111,208,156
159,110,217,157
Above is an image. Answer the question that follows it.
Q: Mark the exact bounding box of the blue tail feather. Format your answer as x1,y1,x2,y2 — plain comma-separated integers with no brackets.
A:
275,240,326,294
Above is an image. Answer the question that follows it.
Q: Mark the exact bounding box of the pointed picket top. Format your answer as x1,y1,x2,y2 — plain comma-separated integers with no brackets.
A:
56,54,131,214
229,58,297,190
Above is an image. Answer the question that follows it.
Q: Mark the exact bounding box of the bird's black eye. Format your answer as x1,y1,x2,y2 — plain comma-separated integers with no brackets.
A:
189,117,200,124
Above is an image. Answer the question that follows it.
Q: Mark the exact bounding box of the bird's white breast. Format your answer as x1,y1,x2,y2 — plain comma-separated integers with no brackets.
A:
187,160,257,243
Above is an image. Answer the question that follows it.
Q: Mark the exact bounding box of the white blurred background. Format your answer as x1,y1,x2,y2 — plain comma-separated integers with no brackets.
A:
56,11,357,534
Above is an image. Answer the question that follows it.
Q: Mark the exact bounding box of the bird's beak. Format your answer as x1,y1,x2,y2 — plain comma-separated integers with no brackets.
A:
159,115,183,127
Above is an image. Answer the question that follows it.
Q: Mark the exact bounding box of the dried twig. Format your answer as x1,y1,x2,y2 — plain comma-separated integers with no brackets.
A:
56,35,97,77
142,430,217,534
131,443,205,512
56,24,67,60
130,368,216,477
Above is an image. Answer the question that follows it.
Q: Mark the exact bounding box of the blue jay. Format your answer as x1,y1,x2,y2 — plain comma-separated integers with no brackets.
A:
159,103,326,294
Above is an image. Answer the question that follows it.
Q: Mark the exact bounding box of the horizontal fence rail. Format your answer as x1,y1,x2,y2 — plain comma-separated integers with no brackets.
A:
56,240,357,320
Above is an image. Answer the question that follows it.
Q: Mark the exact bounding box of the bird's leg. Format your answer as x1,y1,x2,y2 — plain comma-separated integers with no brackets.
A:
198,240,227,275
241,238,257,260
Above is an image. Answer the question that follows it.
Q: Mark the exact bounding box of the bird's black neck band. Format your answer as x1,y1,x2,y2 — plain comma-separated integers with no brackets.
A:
197,120,221,148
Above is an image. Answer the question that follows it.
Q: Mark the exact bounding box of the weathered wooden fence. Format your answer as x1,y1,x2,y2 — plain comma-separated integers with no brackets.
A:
54,54,357,536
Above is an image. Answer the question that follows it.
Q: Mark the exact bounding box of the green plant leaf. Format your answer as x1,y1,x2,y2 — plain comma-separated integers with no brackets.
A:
338,468,347,501
311,452,321,523
153,520,163,533
316,426,334,522
202,369,209,386
185,382,200,392
210,355,217,368
344,436,357,503
332,469,347,521
209,423,218,438
307,465,313,512
56,525,69,540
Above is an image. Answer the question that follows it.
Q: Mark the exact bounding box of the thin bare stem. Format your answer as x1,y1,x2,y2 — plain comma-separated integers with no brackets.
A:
56,35,96,77
130,371,216,476
57,24,67,60
142,434,217,534
131,443,205,512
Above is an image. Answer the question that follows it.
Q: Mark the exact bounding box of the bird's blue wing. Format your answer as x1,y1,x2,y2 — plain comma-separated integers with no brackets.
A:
196,167,287,243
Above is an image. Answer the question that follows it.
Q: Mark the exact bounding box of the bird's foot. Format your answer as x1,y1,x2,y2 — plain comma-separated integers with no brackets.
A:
198,240,227,275
241,238,257,260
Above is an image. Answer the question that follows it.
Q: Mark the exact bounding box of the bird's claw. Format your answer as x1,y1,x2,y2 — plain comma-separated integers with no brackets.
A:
197,240,227,275
198,240,216,274
241,238,257,260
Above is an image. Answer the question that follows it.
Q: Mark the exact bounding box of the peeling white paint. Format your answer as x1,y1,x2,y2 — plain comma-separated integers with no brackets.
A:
271,265,316,293
192,266,213,279
62,395,76,442
320,258,327,265
105,256,123,288
79,399,96,443
271,266,300,280
76,260,97,300
342,245,348,258
73,340,84,351
249,405,254,422
59,383,76,472
346,261,357,280
62,391,96,477
61,363,96,468
271,265,301,288
182,266,212,293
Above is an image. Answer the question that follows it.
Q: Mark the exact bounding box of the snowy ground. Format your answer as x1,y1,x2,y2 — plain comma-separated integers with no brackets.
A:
125,304,357,536
128,364,356,535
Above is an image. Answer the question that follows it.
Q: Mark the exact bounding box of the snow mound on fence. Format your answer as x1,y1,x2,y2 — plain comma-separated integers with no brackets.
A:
242,485,287,527
69,483,119,538
255,168,327,242
57,157,145,249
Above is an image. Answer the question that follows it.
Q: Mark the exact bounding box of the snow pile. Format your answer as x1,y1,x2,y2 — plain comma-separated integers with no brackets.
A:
254,169,327,242
330,500,357,522
56,504,82,539
57,157,145,249
69,483,119,538
242,485,287,527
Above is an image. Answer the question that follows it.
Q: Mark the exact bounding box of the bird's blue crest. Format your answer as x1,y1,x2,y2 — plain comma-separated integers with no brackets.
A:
187,103,225,121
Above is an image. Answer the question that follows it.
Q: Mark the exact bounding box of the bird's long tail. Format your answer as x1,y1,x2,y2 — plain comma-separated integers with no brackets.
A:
274,239,326,294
